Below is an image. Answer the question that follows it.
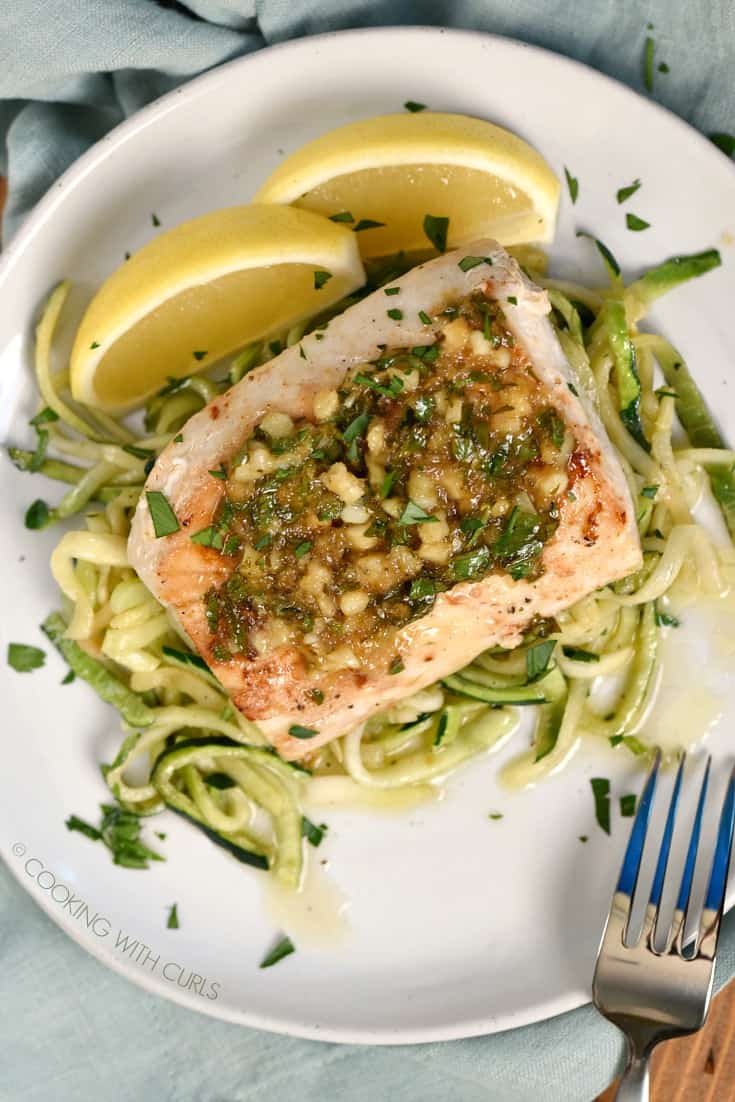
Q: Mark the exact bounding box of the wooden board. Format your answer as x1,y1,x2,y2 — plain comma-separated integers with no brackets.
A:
596,983,735,1100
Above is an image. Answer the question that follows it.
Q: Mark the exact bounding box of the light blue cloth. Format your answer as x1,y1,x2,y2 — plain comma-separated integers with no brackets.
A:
1,3,733,1100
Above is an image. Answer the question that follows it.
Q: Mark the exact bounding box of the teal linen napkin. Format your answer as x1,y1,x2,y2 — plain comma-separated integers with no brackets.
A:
1,4,733,1100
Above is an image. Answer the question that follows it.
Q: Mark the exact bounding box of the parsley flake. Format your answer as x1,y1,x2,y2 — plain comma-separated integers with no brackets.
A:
302,817,328,847
7,643,46,673
354,219,385,232
458,255,491,272
710,133,735,157
398,500,439,526
423,214,449,253
617,178,642,204
167,903,179,929
404,101,426,112
388,655,404,675
329,211,354,223
620,794,637,818
192,350,207,361
260,935,295,969
384,286,401,296
564,167,579,204
591,777,611,834
289,724,319,739
313,270,332,290
146,491,179,538
626,212,650,232
643,35,655,93
387,307,403,321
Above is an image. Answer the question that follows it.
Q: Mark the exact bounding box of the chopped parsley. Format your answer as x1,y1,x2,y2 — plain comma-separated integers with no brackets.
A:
354,372,404,397
193,350,207,361
608,734,648,755
423,214,449,253
386,308,403,321
288,724,319,739
564,166,579,204
710,133,735,157
641,485,658,499
384,286,401,296
404,100,426,112
354,219,385,232
488,812,504,821
329,211,354,223
568,382,579,396
7,642,46,673
259,935,295,969
452,545,490,580
562,647,599,663
25,499,50,529
620,794,637,818
616,178,642,204
146,491,180,537
506,295,518,306
658,61,669,74
418,310,432,325
526,639,556,680
309,688,325,704
190,526,223,549
173,433,183,443
208,465,227,480
65,815,102,842
576,231,621,277
655,607,680,628
388,655,404,675
313,270,332,290
90,340,100,350
380,470,396,498
458,255,491,272
151,213,161,227
302,816,328,847
626,212,650,232
590,777,611,834
61,670,76,685
66,804,164,868
27,406,59,472
167,903,179,929
293,541,312,558
643,35,655,93
398,500,438,526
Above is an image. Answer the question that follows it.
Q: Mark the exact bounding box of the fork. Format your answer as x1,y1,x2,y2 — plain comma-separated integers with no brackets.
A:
592,751,735,1101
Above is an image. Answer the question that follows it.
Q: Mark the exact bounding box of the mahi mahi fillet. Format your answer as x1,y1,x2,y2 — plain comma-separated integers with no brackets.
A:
129,241,642,759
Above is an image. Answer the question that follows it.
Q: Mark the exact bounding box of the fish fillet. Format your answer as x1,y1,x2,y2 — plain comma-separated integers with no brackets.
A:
129,241,641,759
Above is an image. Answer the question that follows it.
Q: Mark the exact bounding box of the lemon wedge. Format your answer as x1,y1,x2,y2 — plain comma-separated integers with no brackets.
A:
70,204,365,412
254,113,560,259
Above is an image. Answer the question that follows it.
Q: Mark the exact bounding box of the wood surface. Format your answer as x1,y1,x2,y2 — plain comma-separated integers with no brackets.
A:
596,982,735,1100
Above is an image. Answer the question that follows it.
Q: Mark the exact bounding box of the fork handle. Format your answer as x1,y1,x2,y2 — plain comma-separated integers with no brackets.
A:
614,1051,649,1102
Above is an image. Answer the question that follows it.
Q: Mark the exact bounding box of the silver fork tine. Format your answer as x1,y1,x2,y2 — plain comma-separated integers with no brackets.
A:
645,753,686,954
672,756,711,955
603,749,661,943
698,766,735,962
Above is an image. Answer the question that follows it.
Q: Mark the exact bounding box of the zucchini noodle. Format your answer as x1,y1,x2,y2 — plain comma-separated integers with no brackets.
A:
10,246,734,888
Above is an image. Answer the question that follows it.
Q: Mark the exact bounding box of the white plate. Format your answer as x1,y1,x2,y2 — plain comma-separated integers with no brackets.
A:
1,27,734,1045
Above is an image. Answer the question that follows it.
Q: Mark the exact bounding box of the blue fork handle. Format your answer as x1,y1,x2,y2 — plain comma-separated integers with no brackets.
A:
615,1050,649,1102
